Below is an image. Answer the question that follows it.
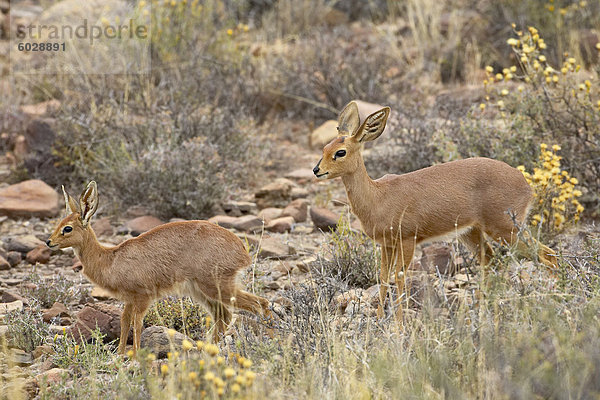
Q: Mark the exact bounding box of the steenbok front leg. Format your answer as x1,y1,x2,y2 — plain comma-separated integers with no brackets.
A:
394,240,414,322
118,303,133,355
377,246,394,318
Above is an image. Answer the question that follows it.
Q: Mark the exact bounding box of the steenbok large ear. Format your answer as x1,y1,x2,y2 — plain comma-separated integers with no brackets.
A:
62,185,80,215
354,107,390,143
79,181,98,227
337,101,361,137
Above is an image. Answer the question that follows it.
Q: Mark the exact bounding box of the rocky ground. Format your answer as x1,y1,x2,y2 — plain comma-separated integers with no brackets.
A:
0,100,525,396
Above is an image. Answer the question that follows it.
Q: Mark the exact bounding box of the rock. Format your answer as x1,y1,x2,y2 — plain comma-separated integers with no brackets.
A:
335,289,362,312
10,349,33,367
1,291,26,304
140,326,194,359
281,199,309,222
0,180,59,218
310,207,339,232
454,273,470,286
3,235,45,253
232,215,263,233
42,302,69,324
6,251,21,267
90,286,114,300
291,187,309,199
0,256,9,270
309,120,338,149
0,325,8,336
208,215,238,229
119,216,163,236
258,237,295,259
295,257,316,273
257,207,283,224
265,216,294,233
420,244,456,275
284,168,315,181
92,217,114,237
20,100,61,118
264,281,281,290
2,279,23,286
32,345,54,359
324,7,349,26
26,245,51,264
69,303,122,343
255,178,295,209
222,201,257,217
0,300,24,314
35,368,67,386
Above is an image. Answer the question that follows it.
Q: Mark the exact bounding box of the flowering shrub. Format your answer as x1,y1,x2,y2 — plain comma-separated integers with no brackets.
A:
476,26,600,196
155,339,258,399
518,143,584,235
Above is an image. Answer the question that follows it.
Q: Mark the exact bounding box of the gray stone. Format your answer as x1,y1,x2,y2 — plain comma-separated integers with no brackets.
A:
208,215,238,229
6,251,22,267
310,207,339,232
3,235,45,253
265,216,294,233
232,215,263,233
281,199,309,223
255,178,295,209
0,256,9,270
119,216,163,236
257,207,282,224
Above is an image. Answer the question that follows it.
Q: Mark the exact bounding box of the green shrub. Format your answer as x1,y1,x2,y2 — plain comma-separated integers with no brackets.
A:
5,303,49,352
319,215,380,289
144,297,209,340
21,272,85,309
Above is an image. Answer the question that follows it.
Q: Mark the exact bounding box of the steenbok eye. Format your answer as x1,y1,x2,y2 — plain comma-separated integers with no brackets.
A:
334,149,346,159
62,226,73,234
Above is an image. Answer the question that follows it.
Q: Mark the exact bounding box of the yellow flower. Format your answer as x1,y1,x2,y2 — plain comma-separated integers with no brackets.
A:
147,353,156,361
539,55,546,62
485,65,494,73
242,359,253,368
161,364,169,376
231,383,241,393
167,328,177,338
552,75,558,83
127,350,134,358
205,344,219,356
507,38,519,46
204,371,215,381
552,144,561,151
214,377,226,388
539,42,547,49
224,367,236,378
188,372,198,380
576,204,584,213
217,356,225,365
540,143,548,150
567,57,576,64
196,341,204,351
479,103,486,111
226,28,234,36
182,339,193,351
139,0,147,7
573,190,582,197
501,89,509,96
497,100,505,108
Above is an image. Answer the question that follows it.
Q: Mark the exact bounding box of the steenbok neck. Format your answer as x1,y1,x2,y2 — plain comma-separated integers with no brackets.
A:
341,154,378,218
75,227,114,268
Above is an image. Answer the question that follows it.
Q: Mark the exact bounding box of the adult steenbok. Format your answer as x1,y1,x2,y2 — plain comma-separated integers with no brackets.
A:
312,101,557,319
46,181,270,355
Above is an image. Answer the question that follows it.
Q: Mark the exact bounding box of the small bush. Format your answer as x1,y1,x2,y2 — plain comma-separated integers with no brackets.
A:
463,26,600,199
144,297,209,340
21,272,84,308
319,215,380,289
5,303,49,352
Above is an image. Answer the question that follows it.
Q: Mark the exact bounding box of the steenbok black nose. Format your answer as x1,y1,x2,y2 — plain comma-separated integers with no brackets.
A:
45,240,51,247
313,159,322,176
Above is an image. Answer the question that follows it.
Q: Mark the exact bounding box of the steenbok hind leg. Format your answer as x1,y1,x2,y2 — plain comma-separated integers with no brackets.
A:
461,227,493,266
207,299,231,342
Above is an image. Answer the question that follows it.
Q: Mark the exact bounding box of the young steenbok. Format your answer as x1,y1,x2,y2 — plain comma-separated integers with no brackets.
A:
46,181,270,355
312,101,557,319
